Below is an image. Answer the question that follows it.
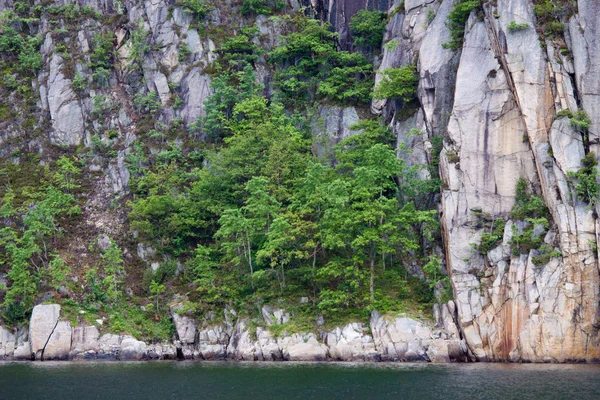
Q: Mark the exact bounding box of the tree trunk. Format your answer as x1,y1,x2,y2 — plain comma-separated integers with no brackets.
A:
370,256,375,303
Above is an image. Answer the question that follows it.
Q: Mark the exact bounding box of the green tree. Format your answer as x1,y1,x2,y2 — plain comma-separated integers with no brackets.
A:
47,254,71,291
373,65,419,101
149,280,166,314
349,10,387,48
102,240,125,306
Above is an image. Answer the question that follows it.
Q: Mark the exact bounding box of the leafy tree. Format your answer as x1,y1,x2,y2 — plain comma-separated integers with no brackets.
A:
568,152,600,207
269,15,374,106
149,280,166,314
443,0,481,50
53,156,81,193
179,0,212,21
349,10,387,48
241,0,284,16
47,254,71,291
373,65,418,101
102,240,125,306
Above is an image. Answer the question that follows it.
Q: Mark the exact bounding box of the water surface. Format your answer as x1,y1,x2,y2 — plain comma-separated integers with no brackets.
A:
1,361,599,400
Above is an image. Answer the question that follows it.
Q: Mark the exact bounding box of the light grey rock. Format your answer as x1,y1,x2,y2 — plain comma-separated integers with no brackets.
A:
570,0,600,146
261,306,290,326
29,304,61,360
281,334,329,361
13,342,32,360
0,326,15,360
46,54,84,146
97,333,123,360
43,321,71,360
71,326,100,353
324,323,378,361
172,312,197,345
180,68,211,125
312,106,361,158
119,337,148,360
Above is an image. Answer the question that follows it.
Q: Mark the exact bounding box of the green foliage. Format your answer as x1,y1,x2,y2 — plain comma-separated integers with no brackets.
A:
510,177,550,221
0,21,43,76
508,178,550,255
178,43,191,62
531,244,561,267
384,40,399,51
568,152,600,207
269,15,374,106
507,21,529,31
570,109,591,134
217,27,261,71
72,72,87,91
53,156,81,193
241,0,284,16
349,9,387,48
478,218,506,255
179,0,211,21
47,255,71,291
1,184,80,324
101,239,125,306
89,33,114,71
127,19,149,71
149,280,166,313
442,0,481,50
373,65,418,101
533,0,575,38
426,8,436,24
107,303,174,341
134,90,161,113
422,256,442,288
196,65,262,140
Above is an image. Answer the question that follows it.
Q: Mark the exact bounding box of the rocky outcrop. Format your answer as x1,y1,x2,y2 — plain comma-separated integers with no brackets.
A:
312,105,361,158
0,326,15,360
432,0,600,362
0,304,465,362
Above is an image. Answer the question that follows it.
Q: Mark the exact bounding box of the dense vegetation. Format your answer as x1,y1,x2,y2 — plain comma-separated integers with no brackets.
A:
0,1,451,339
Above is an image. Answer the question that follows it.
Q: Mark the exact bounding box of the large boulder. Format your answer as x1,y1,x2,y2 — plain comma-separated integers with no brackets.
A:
29,304,61,360
69,326,100,359
283,335,329,362
13,342,32,360
172,312,197,345
0,326,15,360
119,337,148,361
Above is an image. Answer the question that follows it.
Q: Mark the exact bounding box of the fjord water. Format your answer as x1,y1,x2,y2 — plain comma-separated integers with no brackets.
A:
1,362,599,400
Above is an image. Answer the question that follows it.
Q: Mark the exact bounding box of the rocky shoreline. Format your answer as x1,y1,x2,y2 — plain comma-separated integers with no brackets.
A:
0,304,468,363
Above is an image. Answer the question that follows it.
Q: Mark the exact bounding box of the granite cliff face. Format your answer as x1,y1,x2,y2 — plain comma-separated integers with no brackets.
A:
1,0,599,362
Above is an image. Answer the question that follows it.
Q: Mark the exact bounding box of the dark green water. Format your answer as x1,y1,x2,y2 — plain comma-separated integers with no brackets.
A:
1,361,599,400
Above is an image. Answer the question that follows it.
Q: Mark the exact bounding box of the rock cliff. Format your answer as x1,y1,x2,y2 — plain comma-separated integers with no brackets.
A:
1,0,599,363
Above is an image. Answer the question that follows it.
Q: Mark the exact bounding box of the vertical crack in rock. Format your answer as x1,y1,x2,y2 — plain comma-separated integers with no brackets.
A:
40,319,60,361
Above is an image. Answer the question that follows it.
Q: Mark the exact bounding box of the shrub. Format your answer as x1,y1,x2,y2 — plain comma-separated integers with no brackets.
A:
373,65,418,101
241,0,284,16
568,152,600,207
179,0,211,21
178,43,191,62
510,177,549,221
507,21,529,31
544,21,564,36
349,9,387,48
442,0,481,50
72,72,87,91
531,244,561,266
479,218,506,255
134,90,161,113
570,109,591,133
